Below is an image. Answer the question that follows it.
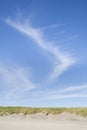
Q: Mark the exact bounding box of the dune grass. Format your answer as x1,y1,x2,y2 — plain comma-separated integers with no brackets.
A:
0,107,87,117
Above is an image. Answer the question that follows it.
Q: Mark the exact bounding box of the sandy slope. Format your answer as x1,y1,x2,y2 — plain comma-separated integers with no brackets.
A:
0,113,87,130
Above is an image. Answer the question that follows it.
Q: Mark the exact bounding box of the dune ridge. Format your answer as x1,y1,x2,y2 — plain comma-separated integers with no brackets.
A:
0,107,87,130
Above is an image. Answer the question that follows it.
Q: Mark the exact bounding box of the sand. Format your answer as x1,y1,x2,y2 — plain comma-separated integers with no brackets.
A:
0,113,87,130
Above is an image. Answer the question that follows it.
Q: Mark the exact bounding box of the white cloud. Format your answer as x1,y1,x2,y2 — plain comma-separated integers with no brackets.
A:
33,84,87,99
49,84,87,94
46,93,87,99
40,24,64,30
0,63,36,99
5,18,76,80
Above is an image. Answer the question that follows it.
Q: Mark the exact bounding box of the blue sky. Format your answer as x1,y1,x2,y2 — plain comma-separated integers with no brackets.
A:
0,0,87,107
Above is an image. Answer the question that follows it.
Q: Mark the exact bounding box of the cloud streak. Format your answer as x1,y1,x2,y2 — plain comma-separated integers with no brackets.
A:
46,94,87,99
49,84,87,94
0,63,36,99
33,84,87,99
40,24,64,30
5,18,76,80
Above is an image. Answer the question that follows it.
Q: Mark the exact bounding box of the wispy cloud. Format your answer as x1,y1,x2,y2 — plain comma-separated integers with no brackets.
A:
46,93,87,99
48,84,87,94
5,18,76,80
59,34,78,43
0,63,36,99
33,84,87,99
40,24,64,30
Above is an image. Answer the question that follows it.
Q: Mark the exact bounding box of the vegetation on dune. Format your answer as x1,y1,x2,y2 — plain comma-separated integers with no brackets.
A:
65,108,87,117
0,107,87,117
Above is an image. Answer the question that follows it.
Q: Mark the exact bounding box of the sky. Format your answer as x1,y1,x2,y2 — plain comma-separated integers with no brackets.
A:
0,0,87,107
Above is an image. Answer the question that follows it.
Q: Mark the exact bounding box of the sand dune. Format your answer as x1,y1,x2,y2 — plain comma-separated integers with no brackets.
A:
0,113,87,130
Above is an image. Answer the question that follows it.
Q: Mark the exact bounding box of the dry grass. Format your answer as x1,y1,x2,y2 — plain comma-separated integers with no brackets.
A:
0,107,87,116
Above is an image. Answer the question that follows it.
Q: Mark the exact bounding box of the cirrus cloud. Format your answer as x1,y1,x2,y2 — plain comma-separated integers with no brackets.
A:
5,17,76,81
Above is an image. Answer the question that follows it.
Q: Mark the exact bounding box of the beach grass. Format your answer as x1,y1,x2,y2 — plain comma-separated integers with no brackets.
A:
0,107,87,116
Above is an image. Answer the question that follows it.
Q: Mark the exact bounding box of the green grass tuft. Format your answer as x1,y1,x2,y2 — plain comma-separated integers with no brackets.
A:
0,107,87,117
